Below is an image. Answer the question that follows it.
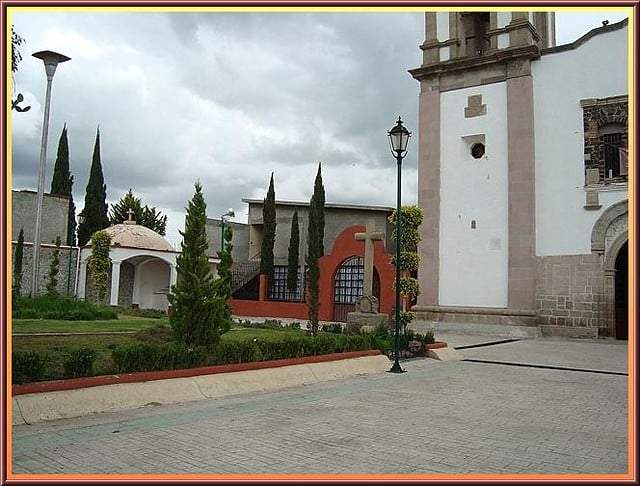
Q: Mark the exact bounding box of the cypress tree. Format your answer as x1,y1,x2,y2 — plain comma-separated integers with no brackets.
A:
214,224,234,335
313,163,326,256
168,182,229,346
78,129,109,246
287,210,300,293
13,228,24,298
78,128,109,246
260,173,276,281
306,167,325,335
50,125,77,246
46,236,62,296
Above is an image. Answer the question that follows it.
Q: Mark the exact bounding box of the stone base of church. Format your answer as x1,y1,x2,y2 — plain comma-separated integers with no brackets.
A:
411,305,540,327
539,325,598,339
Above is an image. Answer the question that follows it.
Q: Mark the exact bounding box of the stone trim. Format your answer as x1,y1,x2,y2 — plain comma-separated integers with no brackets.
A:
507,75,537,310
464,94,487,118
591,199,628,253
416,87,440,307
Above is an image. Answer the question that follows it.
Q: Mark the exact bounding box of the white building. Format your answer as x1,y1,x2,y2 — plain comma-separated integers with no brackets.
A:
76,218,220,311
410,13,629,338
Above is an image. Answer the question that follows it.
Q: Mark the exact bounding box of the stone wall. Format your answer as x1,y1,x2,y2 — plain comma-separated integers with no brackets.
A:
12,190,70,244
535,253,606,331
12,242,79,297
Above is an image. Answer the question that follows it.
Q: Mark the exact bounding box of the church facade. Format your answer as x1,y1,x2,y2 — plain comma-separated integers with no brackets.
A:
410,13,629,338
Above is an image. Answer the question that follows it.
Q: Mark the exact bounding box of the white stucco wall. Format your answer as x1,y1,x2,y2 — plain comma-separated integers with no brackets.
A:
439,82,509,307
533,24,628,256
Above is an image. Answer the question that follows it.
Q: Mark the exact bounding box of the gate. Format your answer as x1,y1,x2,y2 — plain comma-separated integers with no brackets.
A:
332,256,380,322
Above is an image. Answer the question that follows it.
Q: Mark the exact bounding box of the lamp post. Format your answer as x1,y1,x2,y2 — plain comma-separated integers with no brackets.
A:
220,208,235,252
30,50,71,296
387,116,411,374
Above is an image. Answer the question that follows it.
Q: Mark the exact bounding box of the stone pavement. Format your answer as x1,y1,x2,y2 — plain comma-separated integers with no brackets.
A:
12,335,629,475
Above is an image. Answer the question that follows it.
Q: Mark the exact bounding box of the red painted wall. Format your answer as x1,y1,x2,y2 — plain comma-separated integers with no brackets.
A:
230,225,396,322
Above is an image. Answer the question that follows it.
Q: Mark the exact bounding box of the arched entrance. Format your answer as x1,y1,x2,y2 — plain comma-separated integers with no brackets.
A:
614,241,628,340
332,256,380,322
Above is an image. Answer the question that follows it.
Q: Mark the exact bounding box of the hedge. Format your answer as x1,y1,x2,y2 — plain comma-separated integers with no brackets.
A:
13,295,118,321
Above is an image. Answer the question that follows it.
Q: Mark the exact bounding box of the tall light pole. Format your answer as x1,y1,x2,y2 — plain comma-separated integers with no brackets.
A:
387,116,411,374
220,208,235,252
30,50,70,296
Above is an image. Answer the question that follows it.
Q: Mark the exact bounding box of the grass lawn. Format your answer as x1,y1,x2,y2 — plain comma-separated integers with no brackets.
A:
11,316,169,334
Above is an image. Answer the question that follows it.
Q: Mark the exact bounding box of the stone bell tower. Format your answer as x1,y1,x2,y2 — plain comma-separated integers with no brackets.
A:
410,12,555,328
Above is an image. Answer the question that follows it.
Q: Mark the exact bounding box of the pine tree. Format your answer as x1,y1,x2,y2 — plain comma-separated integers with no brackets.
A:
260,173,276,281
168,182,229,346
13,228,24,298
50,125,77,246
109,189,168,235
46,236,62,296
306,167,325,334
287,210,300,293
78,128,109,246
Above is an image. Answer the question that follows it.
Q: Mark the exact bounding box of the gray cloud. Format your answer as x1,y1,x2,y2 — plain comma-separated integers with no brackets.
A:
10,11,623,245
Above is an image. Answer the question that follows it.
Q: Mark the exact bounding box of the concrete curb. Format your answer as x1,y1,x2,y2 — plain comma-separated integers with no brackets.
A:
13,355,391,425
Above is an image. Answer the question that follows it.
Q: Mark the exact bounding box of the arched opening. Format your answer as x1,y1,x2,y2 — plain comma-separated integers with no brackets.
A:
125,255,172,311
614,241,628,340
332,256,380,322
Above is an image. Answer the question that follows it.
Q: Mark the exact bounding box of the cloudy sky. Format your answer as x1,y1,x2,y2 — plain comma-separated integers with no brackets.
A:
10,9,628,245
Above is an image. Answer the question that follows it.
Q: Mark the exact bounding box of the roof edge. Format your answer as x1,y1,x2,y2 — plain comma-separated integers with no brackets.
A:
542,17,628,55
241,198,394,212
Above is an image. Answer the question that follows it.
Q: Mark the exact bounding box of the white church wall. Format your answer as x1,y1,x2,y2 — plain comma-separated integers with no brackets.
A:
533,25,628,256
439,82,509,308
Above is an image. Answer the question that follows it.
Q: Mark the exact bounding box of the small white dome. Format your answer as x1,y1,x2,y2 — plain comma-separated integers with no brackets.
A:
99,223,174,251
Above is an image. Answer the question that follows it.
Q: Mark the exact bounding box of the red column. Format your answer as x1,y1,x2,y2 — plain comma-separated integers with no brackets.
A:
258,274,269,302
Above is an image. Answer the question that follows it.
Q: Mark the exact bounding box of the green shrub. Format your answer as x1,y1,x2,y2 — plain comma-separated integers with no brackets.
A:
209,340,258,364
112,342,207,373
321,323,343,334
13,295,117,321
63,347,96,378
135,324,174,343
13,351,48,384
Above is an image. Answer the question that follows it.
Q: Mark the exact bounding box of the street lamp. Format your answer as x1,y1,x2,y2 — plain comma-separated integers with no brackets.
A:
30,50,71,296
387,116,411,374
220,208,235,252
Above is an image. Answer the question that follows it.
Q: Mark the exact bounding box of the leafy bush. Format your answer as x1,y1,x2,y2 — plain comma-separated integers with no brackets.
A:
112,342,207,373
63,347,96,378
13,351,48,384
13,295,118,320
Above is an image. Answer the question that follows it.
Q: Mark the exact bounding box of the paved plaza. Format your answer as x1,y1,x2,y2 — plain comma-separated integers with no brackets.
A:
12,334,629,475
